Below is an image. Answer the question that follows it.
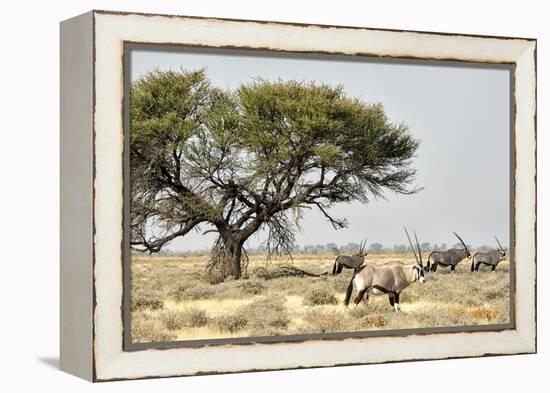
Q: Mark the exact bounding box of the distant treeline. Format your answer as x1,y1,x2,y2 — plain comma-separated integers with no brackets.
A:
147,242,501,256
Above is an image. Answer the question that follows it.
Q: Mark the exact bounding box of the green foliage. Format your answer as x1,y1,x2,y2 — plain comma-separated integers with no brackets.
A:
236,80,419,200
130,69,421,278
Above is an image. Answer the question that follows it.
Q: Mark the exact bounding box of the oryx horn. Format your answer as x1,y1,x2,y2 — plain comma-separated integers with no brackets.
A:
453,232,470,254
495,236,505,251
414,230,423,267
359,237,367,255
404,227,420,266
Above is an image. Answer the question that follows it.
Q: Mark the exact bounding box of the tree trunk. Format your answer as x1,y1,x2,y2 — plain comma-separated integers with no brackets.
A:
224,236,243,279
208,231,245,280
229,241,243,279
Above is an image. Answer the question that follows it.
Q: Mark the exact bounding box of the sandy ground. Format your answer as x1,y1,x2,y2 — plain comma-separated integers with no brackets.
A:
130,252,510,343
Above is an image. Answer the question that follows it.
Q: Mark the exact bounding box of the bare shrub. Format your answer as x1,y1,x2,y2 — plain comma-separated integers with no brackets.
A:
463,297,484,307
202,270,226,285
131,294,164,311
470,307,498,321
300,310,349,333
168,284,189,301
346,303,388,329
213,314,248,333
330,274,353,293
363,314,387,328
161,308,208,330
303,284,338,306
180,283,218,300
162,311,186,331
237,280,266,295
132,314,176,343
252,267,270,280
184,309,208,327
214,296,290,336
346,304,370,319
483,288,505,301
239,296,290,334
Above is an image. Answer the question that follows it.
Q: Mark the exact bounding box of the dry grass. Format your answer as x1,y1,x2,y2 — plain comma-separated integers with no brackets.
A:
130,253,510,343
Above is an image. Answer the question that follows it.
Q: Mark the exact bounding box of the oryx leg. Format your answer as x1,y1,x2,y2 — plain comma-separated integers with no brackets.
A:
354,288,368,306
475,262,481,271
491,265,496,272
431,263,438,272
394,293,401,312
388,293,395,308
451,265,456,273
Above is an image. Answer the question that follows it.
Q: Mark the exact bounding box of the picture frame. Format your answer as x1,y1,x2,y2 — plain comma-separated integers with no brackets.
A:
60,10,536,382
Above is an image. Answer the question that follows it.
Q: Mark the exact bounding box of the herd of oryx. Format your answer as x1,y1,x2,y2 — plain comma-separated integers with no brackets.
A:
332,229,507,312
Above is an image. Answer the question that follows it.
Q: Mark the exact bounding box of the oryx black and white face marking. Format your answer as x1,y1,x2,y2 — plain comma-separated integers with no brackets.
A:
413,264,425,283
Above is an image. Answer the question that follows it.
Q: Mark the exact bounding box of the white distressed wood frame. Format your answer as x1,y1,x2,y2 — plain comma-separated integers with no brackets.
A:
60,10,537,382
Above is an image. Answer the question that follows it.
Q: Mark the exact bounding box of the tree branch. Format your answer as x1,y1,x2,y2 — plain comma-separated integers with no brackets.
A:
130,218,206,253
312,201,348,230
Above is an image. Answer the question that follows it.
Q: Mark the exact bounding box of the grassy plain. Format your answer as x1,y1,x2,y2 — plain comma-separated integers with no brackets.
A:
130,252,510,343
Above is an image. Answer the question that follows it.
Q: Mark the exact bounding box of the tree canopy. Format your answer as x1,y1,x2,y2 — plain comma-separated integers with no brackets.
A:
130,69,420,280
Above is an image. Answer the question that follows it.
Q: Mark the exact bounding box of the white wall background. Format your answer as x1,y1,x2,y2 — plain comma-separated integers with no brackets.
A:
0,0,545,391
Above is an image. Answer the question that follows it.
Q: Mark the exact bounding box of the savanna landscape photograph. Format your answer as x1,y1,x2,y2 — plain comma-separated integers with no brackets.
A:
127,47,511,344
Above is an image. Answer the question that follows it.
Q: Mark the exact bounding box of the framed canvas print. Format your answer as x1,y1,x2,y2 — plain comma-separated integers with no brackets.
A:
60,10,537,382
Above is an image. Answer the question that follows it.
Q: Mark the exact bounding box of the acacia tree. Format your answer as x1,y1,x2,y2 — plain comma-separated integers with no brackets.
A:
130,69,420,280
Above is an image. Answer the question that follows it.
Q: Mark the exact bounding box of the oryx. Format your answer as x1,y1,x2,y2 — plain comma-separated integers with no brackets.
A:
427,232,471,272
343,228,425,311
471,237,507,272
332,238,367,275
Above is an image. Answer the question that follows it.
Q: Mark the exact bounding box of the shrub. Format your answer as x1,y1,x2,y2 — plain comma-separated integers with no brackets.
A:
213,314,249,333
238,297,290,335
252,267,270,280
202,270,226,285
471,307,498,321
330,274,352,293
181,283,218,300
362,314,387,329
302,284,338,306
162,311,186,331
184,308,208,327
213,296,290,335
237,280,266,295
347,304,371,319
132,316,176,343
162,308,209,330
300,310,348,333
131,294,164,311
168,284,189,301
483,288,504,301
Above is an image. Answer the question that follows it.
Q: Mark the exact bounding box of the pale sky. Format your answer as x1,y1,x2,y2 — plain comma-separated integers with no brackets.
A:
129,46,511,252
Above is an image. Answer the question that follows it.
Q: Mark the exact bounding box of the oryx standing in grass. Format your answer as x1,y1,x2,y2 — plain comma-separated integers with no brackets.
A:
471,237,507,272
332,238,367,275
343,229,425,311
427,232,471,272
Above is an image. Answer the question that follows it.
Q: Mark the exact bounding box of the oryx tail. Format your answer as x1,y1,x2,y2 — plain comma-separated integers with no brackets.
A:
344,273,355,306
332,258,342,275
427,251,436,270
